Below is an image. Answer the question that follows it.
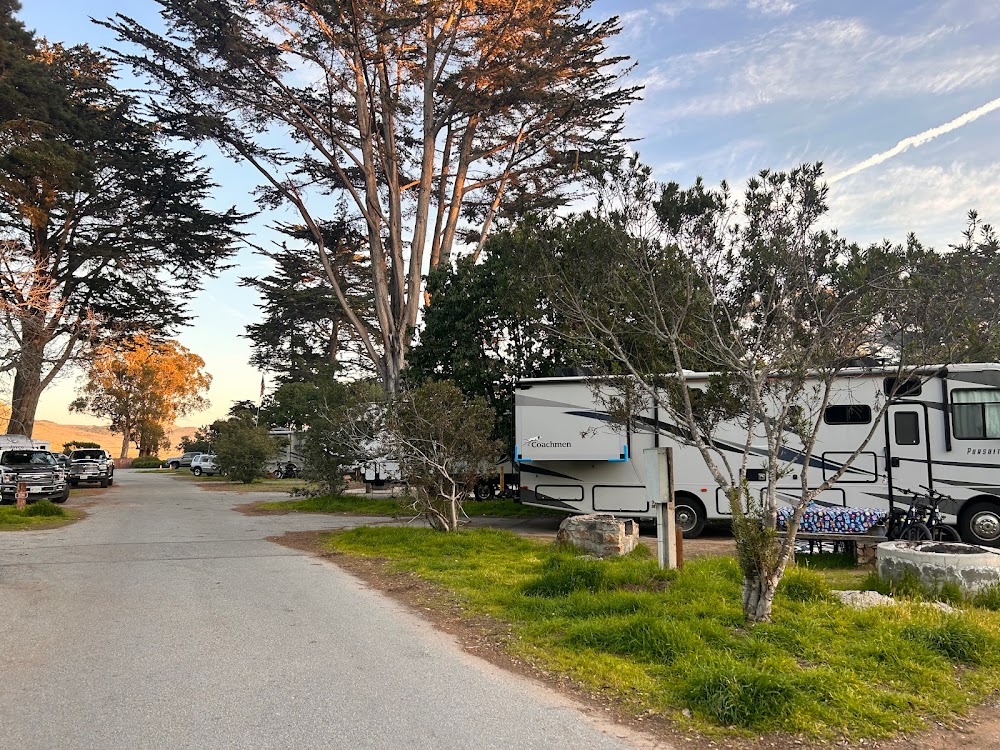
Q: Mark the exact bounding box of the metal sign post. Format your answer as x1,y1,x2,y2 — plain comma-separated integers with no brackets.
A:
644,447,677,569
15,481,27,510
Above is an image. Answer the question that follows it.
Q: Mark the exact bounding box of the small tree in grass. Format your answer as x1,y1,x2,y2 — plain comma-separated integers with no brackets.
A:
536,158,1000,622
214,419,277,484
387,381,502,532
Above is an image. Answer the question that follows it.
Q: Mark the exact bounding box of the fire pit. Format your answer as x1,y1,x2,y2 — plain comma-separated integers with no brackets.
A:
877,540,1000,594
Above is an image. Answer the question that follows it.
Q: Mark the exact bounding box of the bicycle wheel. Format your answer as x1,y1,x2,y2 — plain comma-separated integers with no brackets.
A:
930,524,961,542
900,523,931,541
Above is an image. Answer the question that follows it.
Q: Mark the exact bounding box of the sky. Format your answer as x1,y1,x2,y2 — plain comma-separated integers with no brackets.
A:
12,0,1000,431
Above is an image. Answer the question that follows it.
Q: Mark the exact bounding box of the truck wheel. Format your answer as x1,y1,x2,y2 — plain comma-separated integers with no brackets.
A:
70,480,78,487
55,489,69,504
108,476,114,486
959,500,1000,547
675,494,707,539
100,477,109,488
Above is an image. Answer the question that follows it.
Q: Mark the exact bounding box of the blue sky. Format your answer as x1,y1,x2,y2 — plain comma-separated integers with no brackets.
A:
15,0,1000,430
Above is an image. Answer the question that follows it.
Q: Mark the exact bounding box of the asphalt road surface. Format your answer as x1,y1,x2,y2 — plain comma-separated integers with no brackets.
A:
0,470,649,750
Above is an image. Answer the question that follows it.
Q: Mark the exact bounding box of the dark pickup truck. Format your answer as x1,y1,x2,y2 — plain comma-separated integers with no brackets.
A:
0,449,69,504
68,449,115,487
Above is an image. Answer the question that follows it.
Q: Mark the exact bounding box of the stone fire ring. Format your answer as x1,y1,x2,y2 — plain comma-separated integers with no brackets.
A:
877,540,1000,594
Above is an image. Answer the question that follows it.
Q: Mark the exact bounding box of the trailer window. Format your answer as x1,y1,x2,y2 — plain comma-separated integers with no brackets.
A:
883,377,922,398
952,389,1000,439
893,412,920,445
824,405,872,425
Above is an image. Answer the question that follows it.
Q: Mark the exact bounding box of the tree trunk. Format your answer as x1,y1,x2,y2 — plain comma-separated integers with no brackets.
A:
119,418,131,459
742,574,780,623
6,338,46,437
449,496,458,532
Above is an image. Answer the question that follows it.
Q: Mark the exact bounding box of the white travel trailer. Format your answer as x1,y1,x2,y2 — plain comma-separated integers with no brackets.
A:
515,364,1000,546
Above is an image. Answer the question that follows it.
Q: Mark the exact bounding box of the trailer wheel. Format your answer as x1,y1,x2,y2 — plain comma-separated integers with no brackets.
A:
675,494,707,539
959,499,1000,547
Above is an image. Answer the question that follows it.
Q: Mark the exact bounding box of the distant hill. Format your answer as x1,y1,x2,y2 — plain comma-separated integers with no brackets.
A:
1,418,199,458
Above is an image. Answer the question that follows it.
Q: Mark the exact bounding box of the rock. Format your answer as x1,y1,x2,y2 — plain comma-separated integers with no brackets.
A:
556,514,639,557
832,590,898,609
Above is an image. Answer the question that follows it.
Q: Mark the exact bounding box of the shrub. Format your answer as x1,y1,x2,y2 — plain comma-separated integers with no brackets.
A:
131,456,164,469
24,500,66,517
215,419,277,483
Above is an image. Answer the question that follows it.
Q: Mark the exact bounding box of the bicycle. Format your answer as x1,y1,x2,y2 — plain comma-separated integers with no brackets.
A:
887,485,962,542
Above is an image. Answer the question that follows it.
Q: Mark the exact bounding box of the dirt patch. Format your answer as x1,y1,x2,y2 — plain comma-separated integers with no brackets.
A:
234,501,287,516
270,529,1000,749
234,502,400,518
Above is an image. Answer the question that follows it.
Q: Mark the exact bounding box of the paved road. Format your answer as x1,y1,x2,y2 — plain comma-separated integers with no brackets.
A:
0,471,649,749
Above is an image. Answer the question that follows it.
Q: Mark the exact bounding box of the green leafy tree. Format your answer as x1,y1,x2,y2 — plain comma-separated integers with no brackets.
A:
177,427,215,455
63,440,100,453
214,419,277,484
299,381,382,496
105,0,637,395
407,237,575,450
0,4,242,436
241,219,376,383
537,159,1000,622
70,334,211,458
227,400,259,423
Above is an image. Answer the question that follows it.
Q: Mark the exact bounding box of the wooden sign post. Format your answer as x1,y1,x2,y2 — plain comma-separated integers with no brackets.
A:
15,481,28,510
644,447,678,570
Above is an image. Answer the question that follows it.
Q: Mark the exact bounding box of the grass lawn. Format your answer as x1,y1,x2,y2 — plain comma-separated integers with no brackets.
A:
0,501,83,530
324,526,1000,741
257,495,568,518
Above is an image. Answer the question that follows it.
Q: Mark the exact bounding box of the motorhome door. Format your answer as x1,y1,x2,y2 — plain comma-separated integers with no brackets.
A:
886,404,932,499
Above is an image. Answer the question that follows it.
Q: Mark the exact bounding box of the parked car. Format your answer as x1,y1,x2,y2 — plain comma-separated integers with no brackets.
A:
50,452,71,469
68,448,115,487
190,454,221,476
165,452,202,470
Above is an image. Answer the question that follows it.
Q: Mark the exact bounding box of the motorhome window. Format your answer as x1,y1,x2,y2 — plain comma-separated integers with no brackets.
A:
883,378,922,397
952,389,1000,439
823,405,872,425
893,412,920,445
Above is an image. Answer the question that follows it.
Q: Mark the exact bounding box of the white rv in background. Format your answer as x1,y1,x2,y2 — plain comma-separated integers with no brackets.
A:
514,364,1000,546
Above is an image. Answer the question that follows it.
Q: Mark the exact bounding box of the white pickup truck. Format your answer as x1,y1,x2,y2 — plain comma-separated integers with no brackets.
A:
68,448,115,487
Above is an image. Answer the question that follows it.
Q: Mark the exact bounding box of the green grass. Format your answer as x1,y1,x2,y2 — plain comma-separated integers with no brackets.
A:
257,495,568,518
323,526,1000,740
0,501,81,530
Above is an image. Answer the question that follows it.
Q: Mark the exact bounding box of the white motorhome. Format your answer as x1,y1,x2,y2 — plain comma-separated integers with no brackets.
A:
515,364,1000,546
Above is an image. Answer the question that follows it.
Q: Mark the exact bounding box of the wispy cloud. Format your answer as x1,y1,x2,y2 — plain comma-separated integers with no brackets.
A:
829,98,1000,183
638,17,1000,118
828,162,1000,247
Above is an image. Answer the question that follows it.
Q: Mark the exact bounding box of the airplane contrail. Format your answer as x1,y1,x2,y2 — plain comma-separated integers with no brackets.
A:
829,96,1000,184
